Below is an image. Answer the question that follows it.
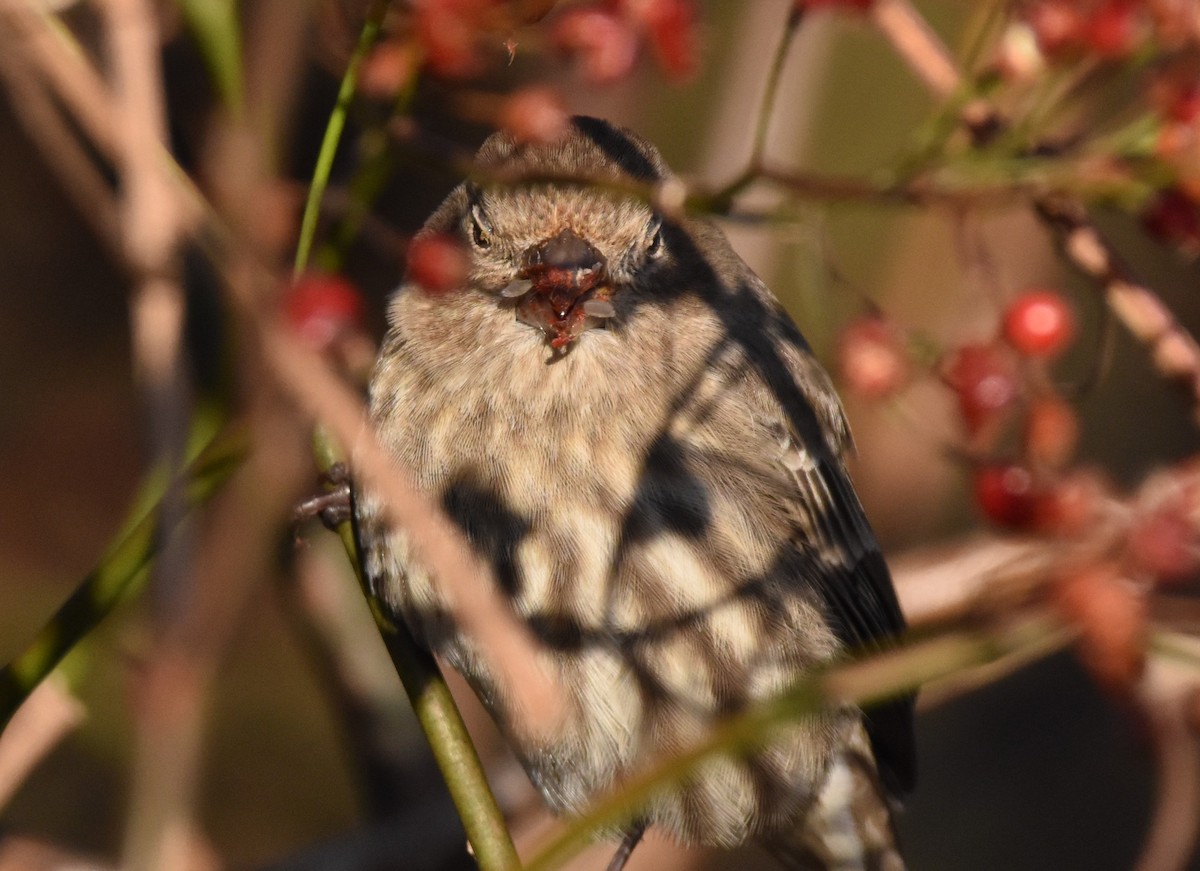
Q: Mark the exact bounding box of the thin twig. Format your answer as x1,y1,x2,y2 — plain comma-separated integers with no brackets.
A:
1035,197,1200,423
0,37,121,253
870,0,962,100
0,426,246,732
0,0,120,154
0,678,84,811
289,545,423,818
707,5,806,204
98,0,187,387
6,0,207,229
309,431,522,871
1133,662,1200,871
95,6,200,865
254,315,567,742
293,0,390,276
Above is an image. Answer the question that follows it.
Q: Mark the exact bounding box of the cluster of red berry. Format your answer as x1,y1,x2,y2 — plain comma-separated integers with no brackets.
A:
1021,0,1143,61
1143,74,1200,255
837,284,1198,691
794,0,875,12
553,0,696,83
989,2,1200,258
285,273,366,350
359,1,697,151
839,288,1195,558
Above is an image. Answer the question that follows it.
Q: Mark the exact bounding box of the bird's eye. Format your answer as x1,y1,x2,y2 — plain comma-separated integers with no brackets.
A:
646,218,664,259
469,204,492,249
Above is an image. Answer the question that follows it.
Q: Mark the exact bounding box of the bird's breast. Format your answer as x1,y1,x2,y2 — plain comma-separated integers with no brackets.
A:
362,311,851,845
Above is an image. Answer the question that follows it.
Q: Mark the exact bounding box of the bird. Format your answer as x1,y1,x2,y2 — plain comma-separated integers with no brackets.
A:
354,116,915,870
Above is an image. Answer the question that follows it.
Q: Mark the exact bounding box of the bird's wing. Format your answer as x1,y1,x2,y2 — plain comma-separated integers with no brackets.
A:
699,316,917,799
762,394,917,799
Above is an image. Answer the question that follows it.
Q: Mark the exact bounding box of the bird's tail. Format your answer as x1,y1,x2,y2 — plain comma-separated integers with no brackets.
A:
762,727,907,871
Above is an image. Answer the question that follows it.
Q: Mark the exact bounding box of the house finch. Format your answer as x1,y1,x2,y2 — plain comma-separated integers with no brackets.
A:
356,116,914,870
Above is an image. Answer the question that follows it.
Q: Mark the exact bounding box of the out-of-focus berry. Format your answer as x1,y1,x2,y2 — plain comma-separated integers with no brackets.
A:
553,6,639,83
1157,81,1200,125
638,0,697,80
285,273,367,350
1024,396,1080,469
415,0,491,78
1052,563,1146,694
1034,468,1110,537
1002,289,1076,359
1085,0,1141,59
836,316,910,400
1127,501,1199,583
943,343,1020,434
973,462,1041,530
1024,0,1142,61
795,0,874,11
407,233,469,295
1026,0,1088,59
1141,188,1200,255
361,39,419,98
498,87,570,144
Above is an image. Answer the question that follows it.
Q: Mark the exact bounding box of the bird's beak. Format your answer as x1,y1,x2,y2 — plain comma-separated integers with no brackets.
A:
521,228,607,316
512,229,613,350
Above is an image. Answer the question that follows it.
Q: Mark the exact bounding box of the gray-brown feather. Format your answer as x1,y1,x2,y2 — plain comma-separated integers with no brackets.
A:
356,117,909,860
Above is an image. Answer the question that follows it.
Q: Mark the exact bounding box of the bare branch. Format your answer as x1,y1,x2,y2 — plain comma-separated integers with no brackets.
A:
0,678,84,812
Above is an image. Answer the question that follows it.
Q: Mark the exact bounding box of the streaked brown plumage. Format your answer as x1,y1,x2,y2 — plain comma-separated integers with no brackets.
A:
355,117,914,870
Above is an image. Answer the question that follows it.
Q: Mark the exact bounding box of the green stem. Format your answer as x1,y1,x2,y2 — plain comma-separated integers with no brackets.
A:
176,0,245,117
0,424,247,731
311,429,521,871
750,6,803,168
293,0,390,277
707,7,804,208
315,69,422,273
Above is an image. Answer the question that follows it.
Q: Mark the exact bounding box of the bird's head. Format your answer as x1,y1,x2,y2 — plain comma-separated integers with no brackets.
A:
437,117,675,351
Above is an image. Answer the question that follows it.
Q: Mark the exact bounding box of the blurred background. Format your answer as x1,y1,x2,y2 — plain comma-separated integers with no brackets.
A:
1,1,1199,869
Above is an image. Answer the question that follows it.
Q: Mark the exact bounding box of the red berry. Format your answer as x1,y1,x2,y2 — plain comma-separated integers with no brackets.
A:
415,0,490,78
943,343,1020,434
284,273,366,349
361,40,418,98
498,87,569,144
638,0,697,80
1053,563,1146,694
1127,503,1199,583
1141,188,1200,253
1026,0,1088,59
553,7,639,84
1165,85,1200,125
1085,0,1140,59
836,316,909,399
1024,396,1080,468
1034,469,1110,537
973,462,1041,530
407,233,469,295
795,0,874,11
1002,290,1076,359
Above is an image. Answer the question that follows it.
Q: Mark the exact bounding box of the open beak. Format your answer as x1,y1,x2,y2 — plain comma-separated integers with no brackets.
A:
511,229,613,349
